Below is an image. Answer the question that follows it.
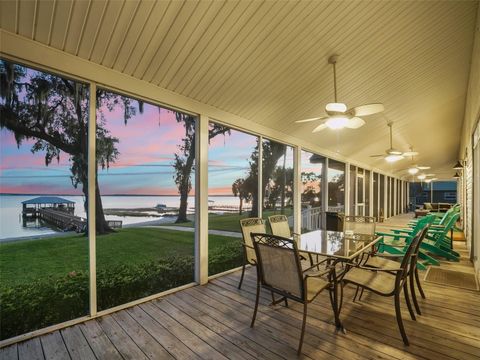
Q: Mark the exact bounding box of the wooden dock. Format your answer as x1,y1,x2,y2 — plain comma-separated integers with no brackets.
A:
38,209,86,233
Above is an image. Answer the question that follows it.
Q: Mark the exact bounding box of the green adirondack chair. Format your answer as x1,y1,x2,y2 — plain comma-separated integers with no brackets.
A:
418,213,460,261
375,216,439,269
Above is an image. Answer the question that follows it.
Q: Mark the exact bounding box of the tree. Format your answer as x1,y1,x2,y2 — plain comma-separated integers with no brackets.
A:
232,178,252,215
172,116,230,223
231,140,289,217
301,171,322,206
0,60,140,234
328,173,345,209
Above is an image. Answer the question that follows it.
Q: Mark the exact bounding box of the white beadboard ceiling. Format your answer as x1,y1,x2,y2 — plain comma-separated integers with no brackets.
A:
0,0,478,179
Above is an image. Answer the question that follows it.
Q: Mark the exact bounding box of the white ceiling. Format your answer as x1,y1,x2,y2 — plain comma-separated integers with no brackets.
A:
0,0,478,179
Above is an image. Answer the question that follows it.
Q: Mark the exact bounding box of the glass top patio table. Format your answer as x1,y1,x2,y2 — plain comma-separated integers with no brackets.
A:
298,230,382,260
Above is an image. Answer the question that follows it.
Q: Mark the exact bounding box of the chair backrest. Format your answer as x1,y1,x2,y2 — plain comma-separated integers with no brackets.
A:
343,216,376,236
396,225,429,289
431,213,460,245
251,233,304,301
240,218,266,263
410,215,435,236
268,215,292,238
410,224,430,272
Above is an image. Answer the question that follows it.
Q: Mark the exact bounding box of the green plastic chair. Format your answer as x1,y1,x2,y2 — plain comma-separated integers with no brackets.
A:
375,216,439,269
418,213,460,261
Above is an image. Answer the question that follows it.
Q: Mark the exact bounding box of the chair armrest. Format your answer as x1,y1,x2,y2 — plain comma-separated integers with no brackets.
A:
304,268,331,278
375,231,409,239
372,253,403,259
356,265,403,272
392,229,412,234
303,257,329,272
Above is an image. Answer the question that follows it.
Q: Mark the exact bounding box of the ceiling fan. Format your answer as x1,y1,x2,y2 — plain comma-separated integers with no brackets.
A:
370,122,418,162
402,151,430,175
417,173,436,182
295,55,384,132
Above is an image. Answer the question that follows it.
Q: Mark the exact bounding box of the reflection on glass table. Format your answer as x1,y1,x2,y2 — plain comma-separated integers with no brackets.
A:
298,230,381,260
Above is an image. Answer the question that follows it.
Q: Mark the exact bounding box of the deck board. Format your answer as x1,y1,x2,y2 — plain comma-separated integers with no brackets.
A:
40,332,70,360
1,243,478,360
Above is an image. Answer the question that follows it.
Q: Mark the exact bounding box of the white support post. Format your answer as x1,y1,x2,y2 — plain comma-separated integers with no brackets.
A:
367,170,377,216
393,179,397,216
345,163,350,215
88,83,97,317
294,147,301,234
258,137,263,218
384,175,388,219
195,114,209,285
322,158,328,228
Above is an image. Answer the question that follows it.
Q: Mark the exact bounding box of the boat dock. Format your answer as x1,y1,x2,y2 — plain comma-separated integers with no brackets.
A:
21,196,122,232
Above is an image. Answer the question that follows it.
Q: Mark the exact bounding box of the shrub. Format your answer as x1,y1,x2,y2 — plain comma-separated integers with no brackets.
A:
0,256,193,340
0,242,244,341
208,239,244,275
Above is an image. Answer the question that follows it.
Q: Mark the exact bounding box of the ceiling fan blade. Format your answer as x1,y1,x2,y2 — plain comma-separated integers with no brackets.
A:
403,151,419,156
350,103,384,116
370,154,385,158
295,116,327,123
417,166,430,170
345,117,366,129
312,122,328,133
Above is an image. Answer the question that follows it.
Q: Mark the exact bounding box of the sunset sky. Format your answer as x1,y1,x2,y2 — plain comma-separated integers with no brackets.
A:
0,66,326,197
0,90,259,196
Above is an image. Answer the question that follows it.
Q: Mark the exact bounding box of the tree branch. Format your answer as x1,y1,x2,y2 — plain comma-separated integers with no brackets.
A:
0,105,79,155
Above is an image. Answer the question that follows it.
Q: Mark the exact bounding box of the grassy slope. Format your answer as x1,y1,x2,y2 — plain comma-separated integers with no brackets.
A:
169,208,294,232
0,227,239,287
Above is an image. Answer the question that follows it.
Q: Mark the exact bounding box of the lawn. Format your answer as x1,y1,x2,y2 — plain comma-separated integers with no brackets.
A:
0,227,240,287
168,208,294,232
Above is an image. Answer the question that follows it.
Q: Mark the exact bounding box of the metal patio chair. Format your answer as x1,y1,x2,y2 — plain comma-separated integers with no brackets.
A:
238,218,267,289
250,233,335,355
341,225,429,345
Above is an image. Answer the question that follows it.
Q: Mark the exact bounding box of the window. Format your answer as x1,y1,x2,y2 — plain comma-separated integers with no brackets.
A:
96,89,197,311
301,151,324,233
261,139,294,231
0,60,89,339
328,159,345,213
208,124,258,275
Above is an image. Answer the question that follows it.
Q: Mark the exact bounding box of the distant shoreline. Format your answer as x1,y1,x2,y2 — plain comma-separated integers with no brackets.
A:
0,193,236,197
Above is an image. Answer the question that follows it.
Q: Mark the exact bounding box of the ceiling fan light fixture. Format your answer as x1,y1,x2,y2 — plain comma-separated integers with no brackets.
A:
417,174,426,180
385,154,403,163
453,172,460,178
326,116,349,129
425,179,432,183
408,167,419,175
325,102,347,113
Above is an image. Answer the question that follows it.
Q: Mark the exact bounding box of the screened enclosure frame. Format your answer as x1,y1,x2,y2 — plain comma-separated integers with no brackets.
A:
0,54,409,346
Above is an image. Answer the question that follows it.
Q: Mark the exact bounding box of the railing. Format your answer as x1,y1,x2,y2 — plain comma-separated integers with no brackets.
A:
301,206,322,231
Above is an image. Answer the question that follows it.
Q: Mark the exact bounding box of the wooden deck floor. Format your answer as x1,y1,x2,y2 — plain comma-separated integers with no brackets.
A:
1,245,479,359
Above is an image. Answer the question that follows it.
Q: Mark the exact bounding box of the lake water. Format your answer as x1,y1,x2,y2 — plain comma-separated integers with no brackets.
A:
0,194,240,239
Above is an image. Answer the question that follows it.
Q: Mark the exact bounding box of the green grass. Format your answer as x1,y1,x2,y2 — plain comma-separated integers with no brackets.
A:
0,227,239,287
168,208,294,232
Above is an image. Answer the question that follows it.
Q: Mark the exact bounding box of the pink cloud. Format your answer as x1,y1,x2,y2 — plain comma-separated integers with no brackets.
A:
0,183,82,195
